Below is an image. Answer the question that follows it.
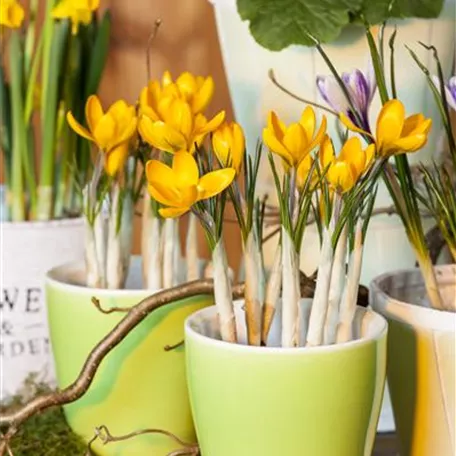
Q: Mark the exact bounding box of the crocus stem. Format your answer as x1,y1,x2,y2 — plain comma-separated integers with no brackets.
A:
306,226,334,347
9,31,26,221
212,240,237,343
173,217,181,286
186,212,200,281
337,220,363,343
281,227,301,347
449,244,456,263
415,247,446,310
243,230,262,346
83,186,107,289
162,218,176,289
142,193,162,290
262,242,282,345
324,224,348,345
106,184,130,290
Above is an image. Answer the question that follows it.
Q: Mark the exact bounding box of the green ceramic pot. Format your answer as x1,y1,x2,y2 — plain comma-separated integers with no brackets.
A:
46,258,212,456
185,300,388,456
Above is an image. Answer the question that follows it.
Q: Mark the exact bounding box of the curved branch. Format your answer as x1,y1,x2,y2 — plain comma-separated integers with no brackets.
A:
0,280,244,441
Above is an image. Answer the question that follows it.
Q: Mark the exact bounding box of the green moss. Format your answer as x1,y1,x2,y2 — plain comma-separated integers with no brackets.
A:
7,407,86,456
1,378,86,456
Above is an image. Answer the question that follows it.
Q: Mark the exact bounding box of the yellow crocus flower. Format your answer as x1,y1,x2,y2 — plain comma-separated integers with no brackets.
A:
340,99,432,158
163,71,215,115
212,122,245,174
140,71,214,120
263,107,327,169
67,95,137,176
139,97,225,153
52,0,99,35
0,0,25,28
320,135,375,193
296,154,316,190
146,151,236,218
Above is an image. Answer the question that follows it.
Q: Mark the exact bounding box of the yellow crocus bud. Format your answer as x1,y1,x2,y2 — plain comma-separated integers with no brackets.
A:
320,135,374,193
67,95,137,176
212,122,245,173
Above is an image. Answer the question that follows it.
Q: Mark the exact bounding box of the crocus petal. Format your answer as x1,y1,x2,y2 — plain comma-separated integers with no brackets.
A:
170,99,193,139
262,127,293,166
319,135,335,169
339,136,365,176
146,160,182,205
197,168,236,200
198,110,226,135
212,126,231,167
365,144,376,169
159,207,190,218
339,112,371,137
67,112,94,142
85,95,104,133
162,71,173,87
327,162,355,192
447,76,456,110
316,75,350,113
402,115,432,137
148,183,182,208
93,114,116,150
346,70,370,112
282,123,307,164
176,72,197,97
116,116,138,147
305,115,327,153
390,134,428,154
192,77,214,114
296,154,314,190
172,151,199,187
298,106,316,142
139,117,187,152
104,142,129,176
268,111,286,140
376,99,405,150
231,123,245,172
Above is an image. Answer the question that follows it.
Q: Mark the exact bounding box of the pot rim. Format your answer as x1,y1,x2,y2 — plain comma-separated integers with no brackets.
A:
45,258,211,299
370,265,456,329
46,258,159,298
185,301,387,355
2,217,83,229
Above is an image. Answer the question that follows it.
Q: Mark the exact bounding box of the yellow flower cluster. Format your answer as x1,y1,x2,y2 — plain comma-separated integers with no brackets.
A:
0,0,24,28
67,69,432,218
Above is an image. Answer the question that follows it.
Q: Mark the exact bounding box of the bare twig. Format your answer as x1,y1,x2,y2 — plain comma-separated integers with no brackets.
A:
91,297,130,314
85,424,198,456
0,279,244,453
146,19,162,82
268,69,338,116
164,340,185,351
167,446,200,456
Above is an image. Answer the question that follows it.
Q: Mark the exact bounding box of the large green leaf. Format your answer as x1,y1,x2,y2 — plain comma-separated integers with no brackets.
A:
237,0,363,50
237,0,445,51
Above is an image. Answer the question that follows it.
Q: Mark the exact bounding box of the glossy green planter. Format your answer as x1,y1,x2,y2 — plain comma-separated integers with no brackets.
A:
185,300,388,456
46,259,211,456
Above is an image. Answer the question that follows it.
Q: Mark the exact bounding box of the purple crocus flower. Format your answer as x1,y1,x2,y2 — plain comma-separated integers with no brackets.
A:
317,63,377,133
432,75,456,111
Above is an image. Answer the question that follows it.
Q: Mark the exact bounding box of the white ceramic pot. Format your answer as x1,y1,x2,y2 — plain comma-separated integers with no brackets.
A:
370,264,456,456
1,218,85,398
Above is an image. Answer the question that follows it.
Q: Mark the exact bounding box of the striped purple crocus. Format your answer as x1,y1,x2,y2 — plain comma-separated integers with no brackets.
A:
432,75,456,111
317,64,376,133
